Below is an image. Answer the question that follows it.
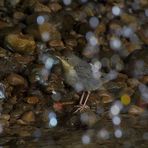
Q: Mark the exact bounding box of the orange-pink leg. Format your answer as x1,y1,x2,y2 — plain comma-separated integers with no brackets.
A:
79,92,85,105
74,91,90,113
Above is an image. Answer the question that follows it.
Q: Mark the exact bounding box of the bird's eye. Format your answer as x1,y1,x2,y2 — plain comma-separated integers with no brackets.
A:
65,57,69,61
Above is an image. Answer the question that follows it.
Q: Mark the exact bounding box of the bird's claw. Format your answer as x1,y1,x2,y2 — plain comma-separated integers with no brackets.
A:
74,104,90,113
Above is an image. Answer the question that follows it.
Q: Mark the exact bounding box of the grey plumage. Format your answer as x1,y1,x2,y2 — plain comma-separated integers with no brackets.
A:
57,53,102,92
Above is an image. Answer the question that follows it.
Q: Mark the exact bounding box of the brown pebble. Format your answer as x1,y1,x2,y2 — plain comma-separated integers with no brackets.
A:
21,111,35,123
49,40,64,48
7,73,27,86
0,47,8,58
13,54,34,65
38,23,61,41
98,90,114,104
18,130,32,137
13,11,26,21
102,95,113,104
117,73,128,82
17,119,28,125
0,114,10,121
0,119,9,127
49,2,62,12
137,27,148,44
34,2,51,13
65,39,77,47
128,105,144,115
139,76,148,84
0,20,11,29
127,78,140,88
5,33,36,55
26,96,39,104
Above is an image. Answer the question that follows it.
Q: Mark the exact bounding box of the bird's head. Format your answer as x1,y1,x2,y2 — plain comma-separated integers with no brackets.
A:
56,56,74,73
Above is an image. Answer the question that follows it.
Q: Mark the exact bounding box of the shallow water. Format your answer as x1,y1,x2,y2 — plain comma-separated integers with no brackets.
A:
1,113,147,148
0,1,148,148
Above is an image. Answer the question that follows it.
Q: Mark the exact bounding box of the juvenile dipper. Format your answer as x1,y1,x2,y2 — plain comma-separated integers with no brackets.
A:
56,53,102,112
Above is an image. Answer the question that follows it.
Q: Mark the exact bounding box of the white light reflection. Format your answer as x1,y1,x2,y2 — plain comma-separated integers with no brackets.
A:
63,0,71,5
82,134,90,144
89,16,99,28
110,101,123,116
114,128,122,138
37,16,45,25
110,37,122,50
49,117,58,127
41,32,50,42
112,116,121,125
97,129,109,140
112,6,121,16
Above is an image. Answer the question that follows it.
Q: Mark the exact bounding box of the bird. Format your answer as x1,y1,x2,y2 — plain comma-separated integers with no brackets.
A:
56,53,103,113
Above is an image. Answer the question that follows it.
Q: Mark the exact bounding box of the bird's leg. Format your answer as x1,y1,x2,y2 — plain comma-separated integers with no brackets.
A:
79,92,85,105
83,91,90,107
74,91,90,113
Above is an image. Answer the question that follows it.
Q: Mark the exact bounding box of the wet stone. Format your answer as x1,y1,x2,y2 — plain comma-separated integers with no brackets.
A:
0,114,10,120
21,111,35,123
101,94,114,104
137,27,148,44
125,48,148,78
65,38,77,48
16,103,34,112
34,1,51,13
48,2,62,12
26,23,61,42
18,129,32,137
128,105,144,115
140,76,148,84
13,54,35,65
0,20,11,29
0,47,9,58
5,33,36,55
0,119,9,127
10,108,24,119
13,11,26,22
127,78,140,88
26,96,39,104
4,0,21,8
2,103,13,114
48,40,65,49
0,26,22,42
7,73,27,87
0,58,19,79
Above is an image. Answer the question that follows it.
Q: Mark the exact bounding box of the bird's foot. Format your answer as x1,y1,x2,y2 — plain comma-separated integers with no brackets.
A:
74,104,90,113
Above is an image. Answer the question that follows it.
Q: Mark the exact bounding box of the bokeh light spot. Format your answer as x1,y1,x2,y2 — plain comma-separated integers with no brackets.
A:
82,134,90,144
121,94,131,105
112,6,121,16
89,16,99,28
114,129,122,138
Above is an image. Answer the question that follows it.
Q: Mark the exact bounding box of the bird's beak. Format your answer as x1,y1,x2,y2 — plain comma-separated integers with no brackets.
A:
55,55,65,63
55,55,61,60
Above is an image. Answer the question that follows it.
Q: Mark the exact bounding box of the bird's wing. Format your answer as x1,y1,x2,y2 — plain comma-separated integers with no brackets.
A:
74,61,101,90
74,61,92,80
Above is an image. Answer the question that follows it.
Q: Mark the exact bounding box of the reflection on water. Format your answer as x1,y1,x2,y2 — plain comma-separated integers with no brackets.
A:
0,113,147,148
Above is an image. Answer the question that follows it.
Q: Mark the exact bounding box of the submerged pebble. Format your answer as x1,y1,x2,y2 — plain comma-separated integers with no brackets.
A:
7,73,27,86
21,111,35,123
5,33,36,55
0,1,147,146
